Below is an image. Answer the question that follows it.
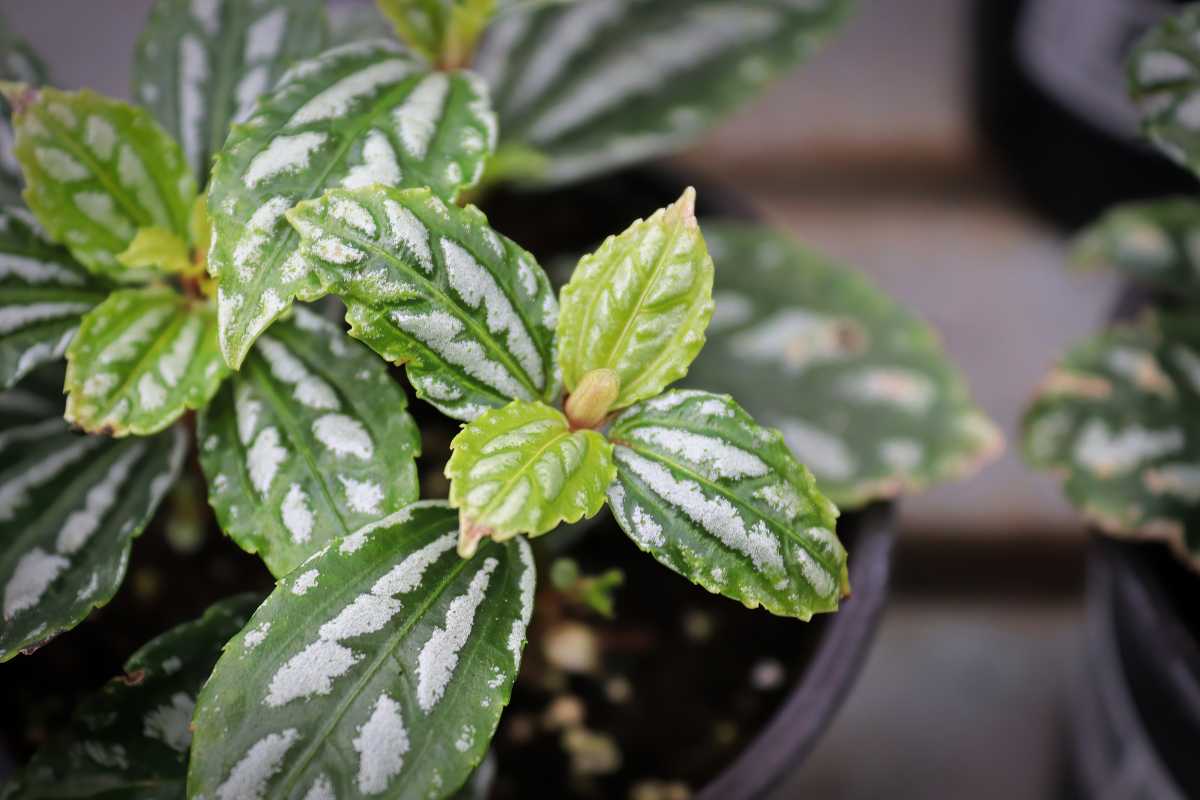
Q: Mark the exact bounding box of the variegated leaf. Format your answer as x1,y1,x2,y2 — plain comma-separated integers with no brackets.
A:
474,0,850,186
287,186,559,419
7,86,196,280
207,40,497,368
134,0,328,184
0,206,111,390
558,188,712,409
1128,5,1200,178
187,502,536,800
687,224,1002,508
0,393,186,661
1023,313,1200,569
65,287,228,436
608,389,844,620
0,595,259,799
199,307,421,577
378,0,496,66
447,400,614,553
0,12,46,205
1072,197,1200,297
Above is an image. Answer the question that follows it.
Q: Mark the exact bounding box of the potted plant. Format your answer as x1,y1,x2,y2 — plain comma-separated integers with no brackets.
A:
1021,7,1200,797
0,1,1000,798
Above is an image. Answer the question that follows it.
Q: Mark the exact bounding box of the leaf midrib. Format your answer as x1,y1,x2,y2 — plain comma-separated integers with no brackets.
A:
89,293,189,425
477,422,570,526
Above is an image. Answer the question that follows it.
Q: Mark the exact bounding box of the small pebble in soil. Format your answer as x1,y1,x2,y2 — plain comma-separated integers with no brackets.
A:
132,568,162,602
505,712,537,745
712,720,739,748
749,658,786,691
543,621,600,674
562,727,622,776
682,609,714,642
605,675,633,704
629,779,693,800
543,694,586,731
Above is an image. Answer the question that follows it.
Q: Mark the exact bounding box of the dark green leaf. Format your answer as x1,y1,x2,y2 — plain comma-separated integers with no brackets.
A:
1072,197,1200,298
1128,5,1200,177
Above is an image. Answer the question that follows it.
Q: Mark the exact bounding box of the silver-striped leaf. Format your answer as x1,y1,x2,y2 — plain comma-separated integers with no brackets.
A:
1023,313,1200,569
0,206,111,390
1128,5,1200,178
187,501,536,800
687,224,1003,508
474,0,850,186
0,396,186,661
133,0,328,185
65,286,228,436
608,389,845,620
207,40,497,368
0,594,260,799
8,86,197,280
0,11,47,205
198,307,421,577
287,185,560,420
1072,197,1200,298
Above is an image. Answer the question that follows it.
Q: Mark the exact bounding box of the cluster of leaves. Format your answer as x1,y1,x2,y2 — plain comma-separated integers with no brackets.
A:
1022,5,1200,569
0,0,999,798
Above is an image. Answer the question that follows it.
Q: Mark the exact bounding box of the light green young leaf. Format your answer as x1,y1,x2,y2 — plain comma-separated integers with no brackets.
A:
1023,313,1200,569
188,501,536,800
7,86,196,280
116,225,192,274
379,0,496,67
1072,197,1200,298
199,307,421,576
557,187,712,409
133,0,329,185
287,186,559,419
207,40,497,368
1128,5,1200,177
688,224,1003,508
475,0,851,186
447,399,614,555
0,388,186,661
65,286,228,436
0,206,111,390
1,595,259,799
0,11,47,205
608,389,845,620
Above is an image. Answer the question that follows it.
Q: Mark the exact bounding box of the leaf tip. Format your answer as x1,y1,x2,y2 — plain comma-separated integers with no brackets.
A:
458,515,492,559
0,81,36,114
671,186,699,229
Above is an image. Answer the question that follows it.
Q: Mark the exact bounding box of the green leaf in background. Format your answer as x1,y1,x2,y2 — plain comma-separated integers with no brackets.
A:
1129,5,1200,178
7,86,196,280
0,594,259,799
473,0,851,186
608,389,845,620
288,186,559,419
688,224,1002,508
447,399,614,555
0,11,47,205
133,0,329,185
207,40,497,368
65,287,228,436
1023,313,1200,568
1072,197,1200,298
0,392,186,661
199,307,421,576
379,0,496,67
0,206,111,390
188,502,536,800
557,188,713,409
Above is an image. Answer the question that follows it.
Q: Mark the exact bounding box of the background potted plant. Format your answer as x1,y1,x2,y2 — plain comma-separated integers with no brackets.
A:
0,1,1000,797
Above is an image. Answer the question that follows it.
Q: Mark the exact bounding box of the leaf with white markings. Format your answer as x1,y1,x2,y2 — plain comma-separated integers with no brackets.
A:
474,0,850,186
1072,197,1200,298
0,389,186,661
1,595,259,799
134,0,328,185
558,188,712,409
65,287,228,436
6,86,196,280
1023,313,1200,568
207,40,497,368
687,224,1003,508
0,206,111,390
447,400,614,556
0,12,46,204
1129,5,1200,178
609,390,844,619
288,185,559,419
188,501,536,800
199,307,421,576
